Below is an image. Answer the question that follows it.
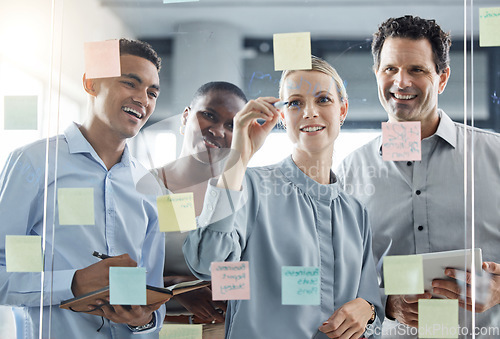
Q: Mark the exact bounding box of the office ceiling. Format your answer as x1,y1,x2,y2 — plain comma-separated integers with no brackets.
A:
102,0,494,40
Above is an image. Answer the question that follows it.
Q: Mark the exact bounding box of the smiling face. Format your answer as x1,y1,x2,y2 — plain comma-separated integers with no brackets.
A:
181,89,246,163
88,54,160,140
281,70,347,159
376,37,450,130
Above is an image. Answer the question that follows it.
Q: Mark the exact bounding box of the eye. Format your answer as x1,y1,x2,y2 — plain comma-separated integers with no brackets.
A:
201,111,216,121
287,100,301,108
121,81,135,88
384,66,397,73
148,91,158,99
412,68,424,73
225,122,233,131
317,96,332,104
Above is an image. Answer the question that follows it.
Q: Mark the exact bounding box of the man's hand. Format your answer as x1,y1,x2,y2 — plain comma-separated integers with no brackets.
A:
385,293,432,327
174,287,226,323
93,299,165,327
432,261,500,313
318,298,373,339
71,254,137,297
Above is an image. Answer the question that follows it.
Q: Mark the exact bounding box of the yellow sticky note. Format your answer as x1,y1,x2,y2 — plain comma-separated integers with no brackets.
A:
418,299,459,338
5,235,43,272
383,255,424,295
160,324,202,339
57,188,95,225
157,193,196,232
479,7,500,47
273,32,312,71
84,40,121,79
4,96,38,130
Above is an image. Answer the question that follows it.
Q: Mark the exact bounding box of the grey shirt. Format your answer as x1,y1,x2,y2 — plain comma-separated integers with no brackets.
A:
338,110,500,338
184,156,383,339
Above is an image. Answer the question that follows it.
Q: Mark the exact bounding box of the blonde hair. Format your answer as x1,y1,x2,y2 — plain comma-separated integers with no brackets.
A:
278,55,348,103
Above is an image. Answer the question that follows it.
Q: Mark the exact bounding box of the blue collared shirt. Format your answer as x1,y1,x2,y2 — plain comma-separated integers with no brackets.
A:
184,156,383,339
0,123,165,338
338,110,500,337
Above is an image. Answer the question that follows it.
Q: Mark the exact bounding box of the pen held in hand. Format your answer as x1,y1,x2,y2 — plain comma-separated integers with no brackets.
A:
92,251,113,260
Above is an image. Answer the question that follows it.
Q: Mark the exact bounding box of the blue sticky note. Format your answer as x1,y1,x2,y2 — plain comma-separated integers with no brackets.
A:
109,267,146,305
282,266,320,305
4,96,38,130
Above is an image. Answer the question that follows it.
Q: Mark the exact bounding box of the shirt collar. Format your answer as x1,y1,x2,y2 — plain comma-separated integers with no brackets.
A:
63,122,133,168
278,155,339,202
377,109,457,156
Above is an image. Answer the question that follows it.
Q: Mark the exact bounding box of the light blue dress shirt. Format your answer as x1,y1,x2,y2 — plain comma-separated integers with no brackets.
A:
0,123,165,339
183,156,383,339
338,111,500,338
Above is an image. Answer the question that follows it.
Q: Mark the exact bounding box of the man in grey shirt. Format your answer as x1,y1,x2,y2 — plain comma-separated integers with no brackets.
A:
338,15,500,338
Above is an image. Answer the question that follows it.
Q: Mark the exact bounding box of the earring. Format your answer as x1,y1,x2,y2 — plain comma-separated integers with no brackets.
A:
179,125,185,135
340,120,344,127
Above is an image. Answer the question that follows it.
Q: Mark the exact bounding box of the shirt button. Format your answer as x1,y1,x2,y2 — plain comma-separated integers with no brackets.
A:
418,225,424,231
407,161,412,166
211,191,217,197
416,190,421,195
208,206,213,211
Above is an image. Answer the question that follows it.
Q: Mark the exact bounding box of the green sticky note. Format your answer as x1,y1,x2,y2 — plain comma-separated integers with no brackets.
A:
160,324,202,339
479,7,500,47
4,96,38,130
273,32,312,71
383,255,424,295
282,266,320,305
109,267,146,305
418,299,459,338
157,193,196,232
5,235,43,272
57,188,95,225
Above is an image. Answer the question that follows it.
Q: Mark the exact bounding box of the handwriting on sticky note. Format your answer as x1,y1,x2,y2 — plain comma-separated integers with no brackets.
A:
211,261,250,300
57,188,95,225
418,299,459,338
4,95,38,130
479,7,500,47
273,32,312,71
109,267,146,305
84,40,121,79
5,235,43,272
282,266,320,305
382,121,421,161
160,324,202,339
383,255,424,295
157,193,196,232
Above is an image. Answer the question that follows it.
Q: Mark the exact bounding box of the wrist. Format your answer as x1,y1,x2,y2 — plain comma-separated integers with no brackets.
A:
128,313,155,332
365,300,376,324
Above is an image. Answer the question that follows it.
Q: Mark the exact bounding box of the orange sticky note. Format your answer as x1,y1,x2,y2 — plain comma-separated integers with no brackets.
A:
273,32,312,71
382,121,421,161
84,40,121,79
211,261,250,300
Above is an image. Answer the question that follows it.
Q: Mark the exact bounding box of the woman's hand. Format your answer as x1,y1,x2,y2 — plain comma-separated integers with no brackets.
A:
231,97,280,166
318,298,373,339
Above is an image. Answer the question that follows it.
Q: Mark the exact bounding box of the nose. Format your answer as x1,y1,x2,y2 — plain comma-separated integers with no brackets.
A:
302,103,318,119
208,123,225,138
394,70,412,89
132,89,149,108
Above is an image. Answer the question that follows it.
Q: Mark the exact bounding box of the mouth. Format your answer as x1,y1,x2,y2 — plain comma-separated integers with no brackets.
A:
391,93,417,100
300,125,325,133
122,106,144,119
203,137,222,148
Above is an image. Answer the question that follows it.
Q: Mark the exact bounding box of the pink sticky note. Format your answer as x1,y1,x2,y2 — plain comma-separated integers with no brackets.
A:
211,261,250,300
84,40,121,79
382,121,421,161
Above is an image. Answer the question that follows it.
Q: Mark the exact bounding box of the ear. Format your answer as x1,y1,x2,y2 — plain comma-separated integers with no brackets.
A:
181,107,190,126
82,74,97,96
438,67,451,94
340,99,348,121
279,110,286,127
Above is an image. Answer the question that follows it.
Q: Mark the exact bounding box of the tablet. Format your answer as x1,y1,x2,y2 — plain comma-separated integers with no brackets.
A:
421,248,482,292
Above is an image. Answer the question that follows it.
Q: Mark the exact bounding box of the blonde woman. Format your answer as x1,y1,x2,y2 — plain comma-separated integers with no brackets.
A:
184,56,383,339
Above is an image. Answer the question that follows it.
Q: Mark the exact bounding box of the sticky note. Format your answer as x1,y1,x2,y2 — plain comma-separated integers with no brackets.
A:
282,266,320,305
157,193,196,232
383,255,424,295
5,235,43,272
211,261,250,300
479,7,500,47
3,95,38,130
382,121,421,161
418,299,459,338
273,32,312,71
109,267,146,305
84,40,121,79
160,324,202,339
57,188,95,225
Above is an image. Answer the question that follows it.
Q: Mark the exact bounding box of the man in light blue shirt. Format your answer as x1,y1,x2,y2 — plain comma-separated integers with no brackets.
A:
338,16,500,338
0,39,166,338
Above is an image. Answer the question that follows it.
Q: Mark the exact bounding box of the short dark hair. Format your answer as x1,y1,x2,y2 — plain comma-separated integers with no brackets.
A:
191,81,248,106
119,38,161,72
371,15,451,74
